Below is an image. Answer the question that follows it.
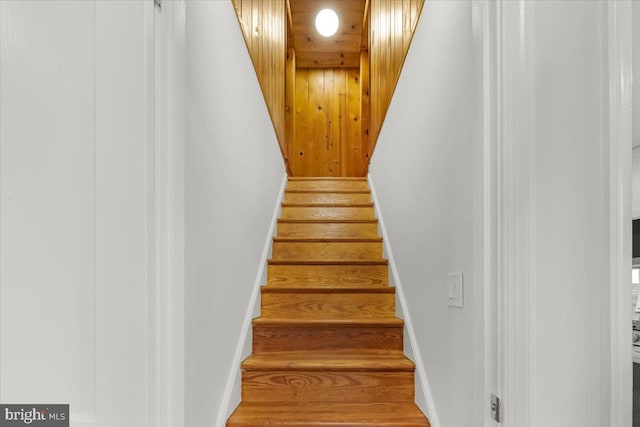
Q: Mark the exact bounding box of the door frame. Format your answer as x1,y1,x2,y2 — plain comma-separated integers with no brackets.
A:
150,1,186,427
476,1,535,425
479,1,634,426
607,1,633,426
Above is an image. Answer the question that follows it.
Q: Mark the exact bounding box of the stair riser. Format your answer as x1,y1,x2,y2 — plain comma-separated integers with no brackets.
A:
272,241,382,260
283,192,372,204
261,292,396,319
267,264,389,288
253,325,403,353
280,207,375,221
242,371,414,403
287,181,369,192
277,222,379,239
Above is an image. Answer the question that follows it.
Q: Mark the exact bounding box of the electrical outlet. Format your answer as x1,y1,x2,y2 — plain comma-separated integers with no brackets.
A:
491,394,501,423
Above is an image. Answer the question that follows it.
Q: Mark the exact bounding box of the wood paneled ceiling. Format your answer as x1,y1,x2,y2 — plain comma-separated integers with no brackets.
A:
288,0,367,68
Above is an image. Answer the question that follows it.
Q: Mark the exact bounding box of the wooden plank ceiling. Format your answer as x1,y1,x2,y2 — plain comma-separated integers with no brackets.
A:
289,0,367,68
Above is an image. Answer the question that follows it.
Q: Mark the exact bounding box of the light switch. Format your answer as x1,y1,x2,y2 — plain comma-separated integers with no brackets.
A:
448,273,464,308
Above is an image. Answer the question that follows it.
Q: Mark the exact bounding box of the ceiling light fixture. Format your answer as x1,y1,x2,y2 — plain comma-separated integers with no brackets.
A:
315,8,339,37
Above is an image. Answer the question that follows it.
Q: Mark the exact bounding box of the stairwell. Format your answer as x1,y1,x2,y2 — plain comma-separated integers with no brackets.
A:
227,177,430,427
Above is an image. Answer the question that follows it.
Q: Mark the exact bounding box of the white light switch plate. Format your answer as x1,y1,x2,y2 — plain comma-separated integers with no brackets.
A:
448,273,464,308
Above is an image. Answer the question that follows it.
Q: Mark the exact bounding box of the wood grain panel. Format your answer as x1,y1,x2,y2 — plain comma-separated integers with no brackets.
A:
279,206,375,220
267,263,389,288
252,319,404,353
290,68,364,177
271,239,383,260
368,0,424,157
227,402,430,427
242,352,415,371
289,0,366,68
286,178,369,191
232,0,287,162
242,370,414,403
360,50,371,175
277,221,379,238
283,191,371,204
261,290,395,319
285,47,296,170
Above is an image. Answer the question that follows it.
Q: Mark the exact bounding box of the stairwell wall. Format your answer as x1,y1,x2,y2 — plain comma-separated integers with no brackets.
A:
185,2,286,427
633,1,640,152
371,1,618,427
368,2,481,426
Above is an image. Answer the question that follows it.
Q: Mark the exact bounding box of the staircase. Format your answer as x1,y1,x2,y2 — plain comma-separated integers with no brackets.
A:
227,177,430,427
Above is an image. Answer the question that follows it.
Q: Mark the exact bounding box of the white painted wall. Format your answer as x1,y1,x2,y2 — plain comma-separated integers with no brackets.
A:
372,1,615,427
368,2,481,426
633,1,640,150
634,2,640,218
184,2,286,427
528,3,607,426
0,1,156,425
633,147,640,219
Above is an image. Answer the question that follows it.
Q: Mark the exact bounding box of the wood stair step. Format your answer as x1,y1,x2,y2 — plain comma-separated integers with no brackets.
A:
252,318,404,353
241,353,415,404
241,370,414,403
286,180,370,192
287,177,369,181
260,287,396,319
271,238,383,261
282,202,374,208
285,189,370,194
283,191,372,204
227,177,429,426
241,352,414,371
227,402,431,427
277,220,380,238
267,263,389,288
280,206,375,221
268,259,388,265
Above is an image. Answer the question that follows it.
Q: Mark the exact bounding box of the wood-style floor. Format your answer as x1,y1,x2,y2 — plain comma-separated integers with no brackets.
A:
227,177,430,427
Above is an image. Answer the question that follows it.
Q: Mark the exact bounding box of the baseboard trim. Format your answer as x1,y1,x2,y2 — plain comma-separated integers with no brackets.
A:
214,172,288,427
368,174,441,427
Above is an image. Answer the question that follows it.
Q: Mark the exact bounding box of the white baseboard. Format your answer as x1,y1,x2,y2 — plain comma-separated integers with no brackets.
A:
214,172,288,427
368,174,441,427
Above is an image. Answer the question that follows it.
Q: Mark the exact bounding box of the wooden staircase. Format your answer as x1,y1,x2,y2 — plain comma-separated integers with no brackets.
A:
227,177,430,427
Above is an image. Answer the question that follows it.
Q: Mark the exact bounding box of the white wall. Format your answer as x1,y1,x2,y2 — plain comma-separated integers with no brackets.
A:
528,3,607,426
0,1,156,426
634,1,640,218
634,149,640,219
370,1,616,426
184,2,286,427
633,1,640,150
368,2,481,426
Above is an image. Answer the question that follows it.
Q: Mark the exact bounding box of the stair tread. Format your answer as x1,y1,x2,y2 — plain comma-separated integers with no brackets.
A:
269,259,388,265
281,203,374,207
253,317,404,327
273,237,382,242
278,219,378,223
261,287,394,294
285,190,371,194
228,402,430,426
288,177,368,181
242,352,414,371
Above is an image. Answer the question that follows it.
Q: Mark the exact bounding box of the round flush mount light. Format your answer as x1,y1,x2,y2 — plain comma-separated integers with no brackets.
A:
315,8,339,37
